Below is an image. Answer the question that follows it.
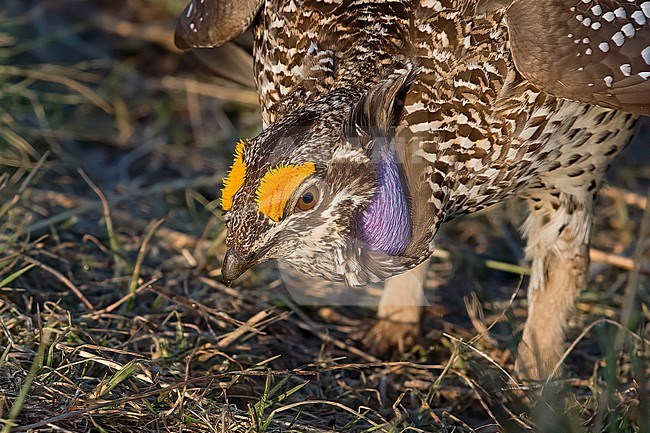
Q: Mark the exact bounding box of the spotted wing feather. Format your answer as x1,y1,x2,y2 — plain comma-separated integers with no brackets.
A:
506,0,650,114
175,0,262,49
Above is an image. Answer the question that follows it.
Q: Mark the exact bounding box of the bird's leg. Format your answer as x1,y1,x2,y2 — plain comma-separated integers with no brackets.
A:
516,190,593,380
364,259,429,354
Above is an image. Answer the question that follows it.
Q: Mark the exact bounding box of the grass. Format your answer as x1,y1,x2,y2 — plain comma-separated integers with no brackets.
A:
0,1,648,432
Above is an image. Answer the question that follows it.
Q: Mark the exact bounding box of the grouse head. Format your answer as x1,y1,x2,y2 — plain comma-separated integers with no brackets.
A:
220,69,432,286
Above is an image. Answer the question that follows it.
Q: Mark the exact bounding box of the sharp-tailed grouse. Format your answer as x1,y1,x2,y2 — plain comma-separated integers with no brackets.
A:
176,0,649,379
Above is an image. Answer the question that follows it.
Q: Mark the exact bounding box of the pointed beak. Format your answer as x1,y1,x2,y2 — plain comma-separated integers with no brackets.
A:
174,31,190,50
221,248,253,286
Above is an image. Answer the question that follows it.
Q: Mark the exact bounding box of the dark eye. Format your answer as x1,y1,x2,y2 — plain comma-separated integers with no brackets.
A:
295,185,320,212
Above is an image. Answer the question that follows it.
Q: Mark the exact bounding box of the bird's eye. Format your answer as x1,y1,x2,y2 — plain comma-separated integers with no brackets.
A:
295,185,320,212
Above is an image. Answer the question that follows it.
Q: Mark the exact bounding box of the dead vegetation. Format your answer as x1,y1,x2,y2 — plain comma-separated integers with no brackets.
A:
0,1,648,432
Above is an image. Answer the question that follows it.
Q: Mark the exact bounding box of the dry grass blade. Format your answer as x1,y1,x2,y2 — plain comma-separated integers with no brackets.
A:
94,13,179,53
0,65,112,114
160,76,259,106
217,310,271,349
78,169,128,276
127,218,165,305
589,248,650,274
83,278,157,318
19,256,94,311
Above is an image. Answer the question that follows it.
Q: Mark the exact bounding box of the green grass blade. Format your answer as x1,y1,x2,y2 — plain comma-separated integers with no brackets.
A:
0,263,35,288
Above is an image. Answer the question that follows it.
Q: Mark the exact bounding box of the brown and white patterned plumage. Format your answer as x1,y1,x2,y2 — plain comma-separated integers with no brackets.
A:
176,0,648,378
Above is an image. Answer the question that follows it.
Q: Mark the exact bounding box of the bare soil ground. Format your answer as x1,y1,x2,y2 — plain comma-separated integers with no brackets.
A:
0,1,648,432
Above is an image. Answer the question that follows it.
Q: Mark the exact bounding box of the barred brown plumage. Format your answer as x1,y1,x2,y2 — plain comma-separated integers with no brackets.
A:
176,0,649,379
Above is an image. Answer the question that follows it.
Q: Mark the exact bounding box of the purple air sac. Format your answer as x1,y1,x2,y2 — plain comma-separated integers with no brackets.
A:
358,146,410,256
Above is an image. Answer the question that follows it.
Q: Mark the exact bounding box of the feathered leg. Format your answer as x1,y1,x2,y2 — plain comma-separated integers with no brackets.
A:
516,190,594,379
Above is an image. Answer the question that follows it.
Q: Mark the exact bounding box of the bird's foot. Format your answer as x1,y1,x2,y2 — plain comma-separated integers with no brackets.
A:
362,306,421,356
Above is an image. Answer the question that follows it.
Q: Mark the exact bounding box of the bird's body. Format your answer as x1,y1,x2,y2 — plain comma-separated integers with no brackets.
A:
176,0,649,378
254,0,638,223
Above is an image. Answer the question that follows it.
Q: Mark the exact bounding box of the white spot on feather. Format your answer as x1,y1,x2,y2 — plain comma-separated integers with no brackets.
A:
632,10,647,25
602,11,615,21
642,46,650,64
591,5,602,15
622,23,636,37
612,31,625,46
614,7,627,19
643,3,650,18
421,0,443,11
598,42,610,52
604,75,613,87
620,63,632,76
